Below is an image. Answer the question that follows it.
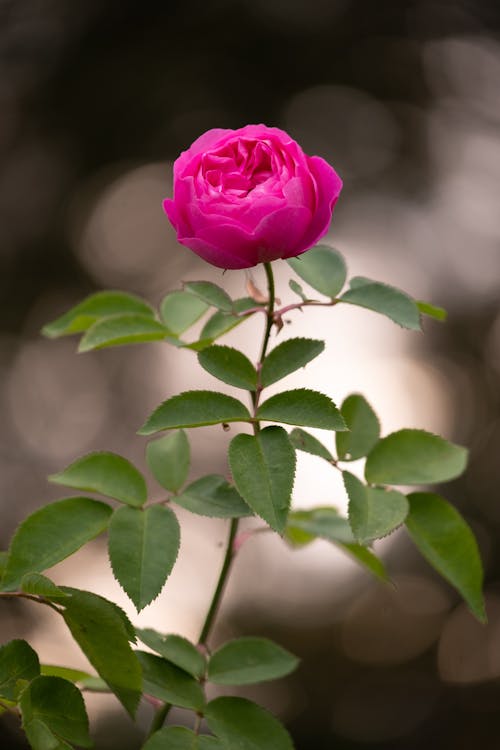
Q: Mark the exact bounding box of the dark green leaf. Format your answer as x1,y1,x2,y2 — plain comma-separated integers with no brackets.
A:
138,391,251,435
174,475,251,519
0,551,7,579
79,314,168,352
205,697,294,750
183,281,232,311
136,651,205,711
406,492,485,622
260,338,324,388
257,389,346,431
200,297,261,341
336,393,380,461
365,429,468,485
20,676,91,748
417,300,447,322
343,471,409,543
208,637,299,686
49,452,147,507
288,428,334,463
160,291,209,334
21,574,69,599
287,245,347,298
0,640,40,701
136,629,205,678
288,279,307,302
340,277,421,330
229,426,295,533
143,726,222,750
198,346,257,390
146,431,190,493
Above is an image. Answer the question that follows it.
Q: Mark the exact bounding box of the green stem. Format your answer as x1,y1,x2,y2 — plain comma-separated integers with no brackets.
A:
147,703,172,738
258,262,276,367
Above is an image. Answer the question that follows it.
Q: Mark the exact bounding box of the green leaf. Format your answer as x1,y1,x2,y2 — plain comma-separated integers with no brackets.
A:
336,393,380,461
200,297,261,341
208,637,299,686
365,429,468,485
160,291,209,334
183,281,232,312
61,588,141,717
340,277,421,330
40,666,92,683
42,291,154,338
108,505,180,612
341,544,389,582
288,279,308,302
174,475,251,519
78,676,110,693
205,697,294,750
288,428,334,463
136,651,205,711
146,431,190,493
0,551,7,579
143,726,222,750
257,389,346,431
136,629,205,678
20,676,91,748
287,245,347,298
260,338,324,388
343,471,409,543
229,426,295,533
79,314,168,352
405,492,485,622
198,346,257,390
1,497,112,591
138,391,251,435
417,300,447,322
21,574,69,599
0,640,40,701
49,452,147,507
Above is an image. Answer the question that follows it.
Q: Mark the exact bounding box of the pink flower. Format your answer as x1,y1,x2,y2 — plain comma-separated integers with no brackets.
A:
164,124,342,269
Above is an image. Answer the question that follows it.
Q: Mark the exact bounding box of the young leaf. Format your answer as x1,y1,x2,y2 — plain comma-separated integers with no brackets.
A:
160,291,209,334
208,637,299,686
200,297,261,341
146,431,190,493
138,391,251,435
286,508,354,544
229,426,295,533
1,497,112,591
342,544,389,582
260,338,325,388
336,393,380,461
79,313,169,352
288,279,308,302
183,281,232,311
287,245,347,298
21,574,69,599
49,452,147,507
136,629,206,678
0,640,40,701
198,346,257,390
61,588,142,717
205,697,294,750
289,428,335,462
340,277,421,330
343,471,409,543
136,651,205,711
42,291,155,338
365,429,468,485
405,492,485,622
417,300,447,322
257,389,346,431
108,505,180,612
143,726,222,750
174,475,251,519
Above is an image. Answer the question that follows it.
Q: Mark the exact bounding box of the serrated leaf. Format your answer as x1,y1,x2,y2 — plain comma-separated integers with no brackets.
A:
42,291,155,338
200,297,261,341
257,389,346,431
1,497,112,591
21,574,69,599
208,637,298,686
336,393,380,461
174,475,251,519
417,300,447,322
205,697,294,750
340,277,421,330
79,314,168,352
406,493,485,622
343,471,409,543
260,338,324,388
0,640,40,701
61,588,141,717
288,428,334,462
138,391,251,435
49,452,147,507
136,630,205,679
229,426,295,533
288,279,307,302
198,346,257,390
108,505,180,612
287,245,347,298
40,666,92,683
160,291,209,334
143,726,222,750
183,281,232,311
365,429,468,485
146,431,190,493
136,651,205,711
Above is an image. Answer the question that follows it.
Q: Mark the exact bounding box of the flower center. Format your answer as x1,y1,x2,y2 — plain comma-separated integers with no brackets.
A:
201,138,276,198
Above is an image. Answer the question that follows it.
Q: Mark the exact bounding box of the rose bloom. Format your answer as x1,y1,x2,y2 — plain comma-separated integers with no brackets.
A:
164,124,342,269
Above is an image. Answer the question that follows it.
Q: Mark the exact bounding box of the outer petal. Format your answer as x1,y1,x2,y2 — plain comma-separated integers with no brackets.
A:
174,128,232,177
254,205,312,256
293,155,343,253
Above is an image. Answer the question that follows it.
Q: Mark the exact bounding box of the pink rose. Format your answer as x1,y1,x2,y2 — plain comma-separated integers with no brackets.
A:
164,124,342,269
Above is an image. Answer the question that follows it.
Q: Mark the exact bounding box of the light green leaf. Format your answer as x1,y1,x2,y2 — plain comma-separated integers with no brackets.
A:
183,281,232,311
260,338,324,388
341,544,389,582
0,640,40,701
49,452,147,507
1,497,112,591
108,505,180,612
138,391,251,435
146,431,190,493
201,297,261,341
174,475,251,519
229,426,295,533
20,676,91,748
343,471,409,543
136,629,205,678
160,291,209,334
405,492,485,622
40,666,92,683
257,389,346,431
340,277,421,330
365,429,468,485
336,393,380,461
287,245,347,298
21,574,69,599
136,651,205,711
79,314,168,352
0,551,7,579
288,428,334,463
143,726,222,750
198,346,257,390
205,697,294,750
208,637,299,686
417,300,447,322
42,291,154,338
78,676,109,692
288,279,308,302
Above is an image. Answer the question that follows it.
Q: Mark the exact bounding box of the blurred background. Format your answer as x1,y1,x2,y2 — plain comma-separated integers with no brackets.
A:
1,0,500,747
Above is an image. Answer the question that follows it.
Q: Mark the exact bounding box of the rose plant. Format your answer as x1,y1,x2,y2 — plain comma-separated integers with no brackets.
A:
0,125,485,750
